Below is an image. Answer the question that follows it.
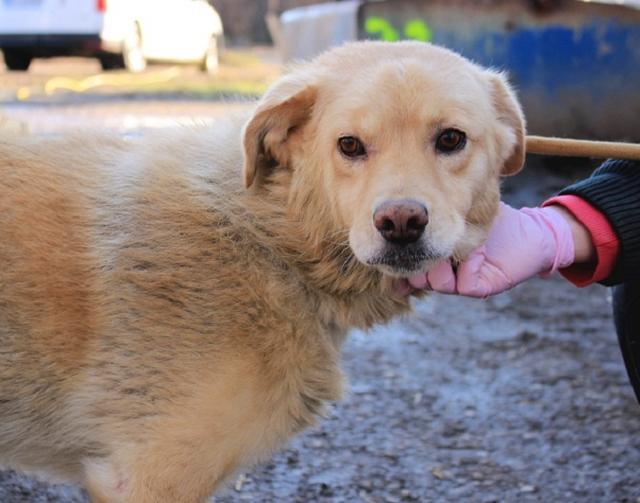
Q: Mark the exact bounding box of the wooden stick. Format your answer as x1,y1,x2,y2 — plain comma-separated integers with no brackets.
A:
526,136,640,161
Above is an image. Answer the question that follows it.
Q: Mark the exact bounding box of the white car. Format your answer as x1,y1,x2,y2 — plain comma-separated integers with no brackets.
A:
0,0,224,72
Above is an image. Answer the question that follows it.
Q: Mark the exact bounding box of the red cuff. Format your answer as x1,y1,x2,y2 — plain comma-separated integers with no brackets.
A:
542,195,619,286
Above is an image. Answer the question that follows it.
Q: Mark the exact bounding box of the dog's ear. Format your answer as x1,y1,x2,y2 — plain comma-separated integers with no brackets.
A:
486,71,526,176
242,71,317,188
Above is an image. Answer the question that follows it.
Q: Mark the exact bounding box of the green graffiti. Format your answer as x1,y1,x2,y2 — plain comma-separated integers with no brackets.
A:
404,19,433,42
364,16,399,42
364,17,433,43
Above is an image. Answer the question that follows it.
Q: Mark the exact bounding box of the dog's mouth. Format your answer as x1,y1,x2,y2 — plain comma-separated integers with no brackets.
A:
365,243,441,276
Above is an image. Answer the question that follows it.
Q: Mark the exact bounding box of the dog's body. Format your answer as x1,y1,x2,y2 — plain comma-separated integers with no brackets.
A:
0,42,525,501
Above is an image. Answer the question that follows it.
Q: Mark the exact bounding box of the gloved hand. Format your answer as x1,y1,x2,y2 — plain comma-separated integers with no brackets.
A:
408,202,576,297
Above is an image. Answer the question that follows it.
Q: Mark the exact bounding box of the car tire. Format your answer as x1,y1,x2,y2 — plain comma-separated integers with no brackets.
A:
200,36,220,74
98,54,125,71
3,49,33,71
123,24,146,73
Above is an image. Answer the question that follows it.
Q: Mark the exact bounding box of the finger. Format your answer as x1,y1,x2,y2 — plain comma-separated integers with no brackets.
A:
426,261,457,294
391,278,415,297
457,252,511,298
407,272,429,289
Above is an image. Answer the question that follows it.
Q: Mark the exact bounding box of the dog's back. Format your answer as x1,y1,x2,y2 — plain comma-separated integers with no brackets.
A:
0,124,348,494
0,134,118,477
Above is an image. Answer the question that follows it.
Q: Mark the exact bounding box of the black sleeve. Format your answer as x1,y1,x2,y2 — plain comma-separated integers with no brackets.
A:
558,159,640,286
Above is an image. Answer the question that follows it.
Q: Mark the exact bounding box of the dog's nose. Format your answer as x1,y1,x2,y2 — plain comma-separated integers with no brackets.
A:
373,200,429,245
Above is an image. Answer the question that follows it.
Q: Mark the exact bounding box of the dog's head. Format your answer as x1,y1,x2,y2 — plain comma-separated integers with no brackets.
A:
242,41,524,278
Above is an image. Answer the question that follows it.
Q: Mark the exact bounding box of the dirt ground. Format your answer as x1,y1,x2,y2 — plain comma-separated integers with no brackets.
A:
1,58,639,503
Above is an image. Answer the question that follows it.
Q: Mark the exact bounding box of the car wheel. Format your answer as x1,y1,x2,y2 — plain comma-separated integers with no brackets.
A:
98,54,125,71
123,24,146,73
200,36,220,74
3,49,33,71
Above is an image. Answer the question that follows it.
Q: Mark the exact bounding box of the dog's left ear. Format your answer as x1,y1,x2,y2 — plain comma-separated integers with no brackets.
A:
242,71,317,188
486,71,526,176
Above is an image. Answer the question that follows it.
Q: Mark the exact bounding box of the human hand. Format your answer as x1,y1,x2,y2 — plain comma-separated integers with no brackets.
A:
407,202,580,297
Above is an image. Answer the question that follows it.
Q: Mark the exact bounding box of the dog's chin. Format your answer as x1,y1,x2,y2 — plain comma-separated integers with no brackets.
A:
363,244,443,278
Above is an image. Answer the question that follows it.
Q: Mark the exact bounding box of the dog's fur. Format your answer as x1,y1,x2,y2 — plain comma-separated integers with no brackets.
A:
0,42,524,502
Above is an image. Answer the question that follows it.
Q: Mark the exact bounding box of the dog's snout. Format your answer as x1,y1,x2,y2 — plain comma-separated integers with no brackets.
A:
373,200,429,245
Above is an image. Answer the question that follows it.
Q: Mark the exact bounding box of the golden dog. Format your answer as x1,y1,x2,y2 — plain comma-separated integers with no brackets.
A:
0,41,524,501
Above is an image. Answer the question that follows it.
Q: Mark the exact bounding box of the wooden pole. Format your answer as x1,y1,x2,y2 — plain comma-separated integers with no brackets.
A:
526,136,640,161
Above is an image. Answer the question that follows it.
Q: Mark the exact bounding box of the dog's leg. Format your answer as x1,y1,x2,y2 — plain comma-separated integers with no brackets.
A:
83,429,272,503
82,358,297,503
84,457,129,503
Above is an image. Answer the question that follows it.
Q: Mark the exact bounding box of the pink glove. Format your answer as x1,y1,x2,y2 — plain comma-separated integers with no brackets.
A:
408,202,576,297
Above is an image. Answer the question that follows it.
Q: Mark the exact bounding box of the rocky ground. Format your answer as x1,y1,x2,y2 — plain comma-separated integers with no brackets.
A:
1,57,638,503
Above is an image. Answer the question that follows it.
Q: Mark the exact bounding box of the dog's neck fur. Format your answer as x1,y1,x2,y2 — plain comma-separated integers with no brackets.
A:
233,170,411,333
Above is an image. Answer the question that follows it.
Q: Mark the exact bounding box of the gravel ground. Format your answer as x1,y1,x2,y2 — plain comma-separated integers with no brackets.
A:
1,64,638,502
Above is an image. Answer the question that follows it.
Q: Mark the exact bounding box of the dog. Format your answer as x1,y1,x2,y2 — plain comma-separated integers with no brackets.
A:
0,41,524,502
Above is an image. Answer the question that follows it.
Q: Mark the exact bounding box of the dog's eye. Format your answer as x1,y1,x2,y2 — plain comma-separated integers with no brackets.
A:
338,136,366,158
435,129,466,153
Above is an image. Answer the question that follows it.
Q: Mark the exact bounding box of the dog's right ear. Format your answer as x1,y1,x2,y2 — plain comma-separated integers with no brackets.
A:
485,71,526,177
242,71,317,188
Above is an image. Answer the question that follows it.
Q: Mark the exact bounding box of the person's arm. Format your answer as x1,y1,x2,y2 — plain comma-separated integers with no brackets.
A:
542,195,618,286
409,159,639,296
546,205,595,263
552,159,640,285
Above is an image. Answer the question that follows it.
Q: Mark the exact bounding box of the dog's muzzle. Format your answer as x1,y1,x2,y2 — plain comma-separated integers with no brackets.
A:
367,242,436,273
367,199,436,273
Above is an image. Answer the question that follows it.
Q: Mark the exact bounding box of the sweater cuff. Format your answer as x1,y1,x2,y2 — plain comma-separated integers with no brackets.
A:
542,195,620,286
558,159,640,285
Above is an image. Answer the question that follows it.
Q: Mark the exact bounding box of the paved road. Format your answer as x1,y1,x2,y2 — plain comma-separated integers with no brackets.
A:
2,98,253,135
0,61,638,502
0,53,278,134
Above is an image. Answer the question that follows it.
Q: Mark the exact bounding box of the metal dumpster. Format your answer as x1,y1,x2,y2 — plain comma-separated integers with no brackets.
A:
280,0,640,141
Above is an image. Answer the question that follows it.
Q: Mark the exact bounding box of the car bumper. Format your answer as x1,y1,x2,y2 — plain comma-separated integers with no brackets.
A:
0,34,113,55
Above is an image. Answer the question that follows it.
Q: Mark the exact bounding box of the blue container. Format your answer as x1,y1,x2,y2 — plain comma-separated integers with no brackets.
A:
358,0,640,141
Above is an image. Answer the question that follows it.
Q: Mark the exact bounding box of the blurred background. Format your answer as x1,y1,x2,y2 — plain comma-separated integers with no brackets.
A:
1,1,640,502
1,0,639,139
